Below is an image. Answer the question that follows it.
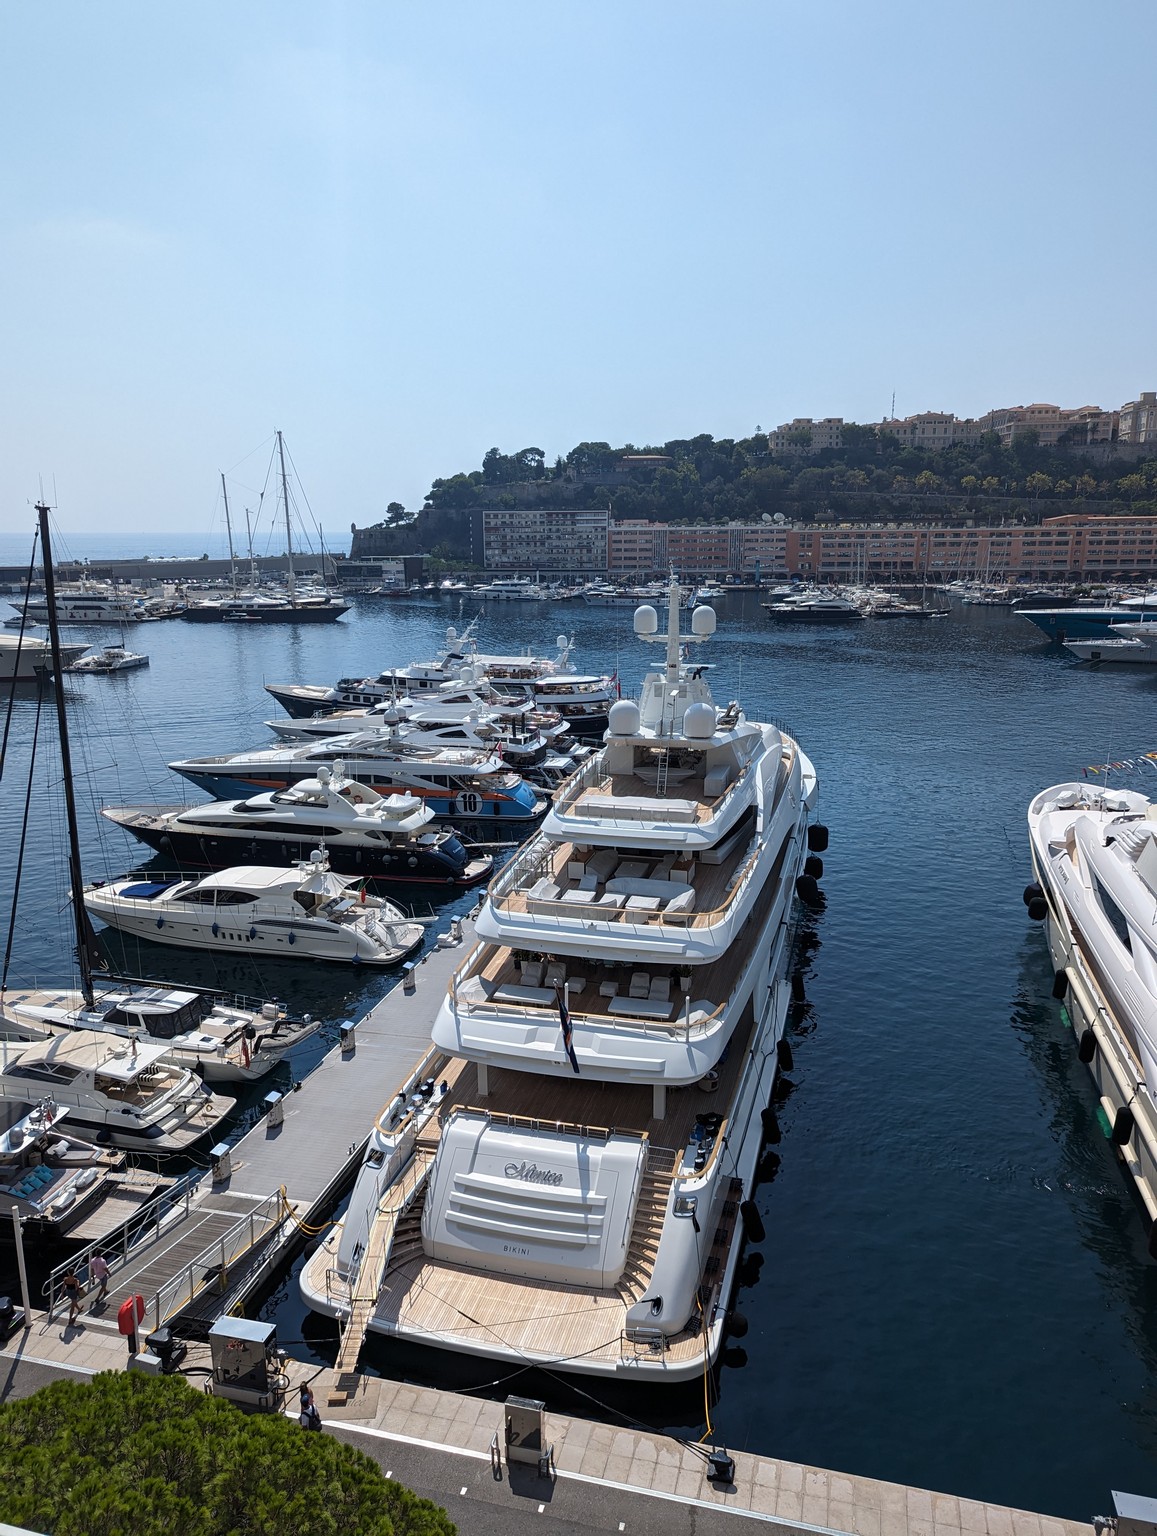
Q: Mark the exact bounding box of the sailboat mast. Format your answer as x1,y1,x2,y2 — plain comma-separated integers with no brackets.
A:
36,503,95,1008
221,473,238,595
244,506,259,588
278,429,295,604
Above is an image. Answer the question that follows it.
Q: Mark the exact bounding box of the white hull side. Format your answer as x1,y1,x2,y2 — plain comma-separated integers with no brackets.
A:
1029,841,1157,1238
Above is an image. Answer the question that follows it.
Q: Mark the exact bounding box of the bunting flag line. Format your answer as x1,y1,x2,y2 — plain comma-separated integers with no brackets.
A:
1083,751,1157,778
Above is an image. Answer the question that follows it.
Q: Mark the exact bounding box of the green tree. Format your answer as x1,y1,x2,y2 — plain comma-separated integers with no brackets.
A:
981,476,1001,495
960,475,979,497
1075,473,1097,496
1026,472,1053,499
915,470,940,493
1119,473,1148,501
0,1372,455,1536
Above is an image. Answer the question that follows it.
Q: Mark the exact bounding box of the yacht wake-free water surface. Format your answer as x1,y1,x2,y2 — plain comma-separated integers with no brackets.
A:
300,579,824,1380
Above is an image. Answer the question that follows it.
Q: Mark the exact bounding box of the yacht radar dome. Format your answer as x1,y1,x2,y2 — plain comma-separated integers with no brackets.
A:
316,765,332,783
634,605,659,636
683,701,717,739
691,606,717,636
608,699,641,736
556,634,568,650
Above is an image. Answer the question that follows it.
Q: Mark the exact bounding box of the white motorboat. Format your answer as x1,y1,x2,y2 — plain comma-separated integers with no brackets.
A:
85,853,425,968
0,632,88,681
1064,624,1157,664
301,578,824,1380
266,698,554,766
265,624,615,737
761,590,864,623
1027,783,1157,1244
103,769,494,886
0,1102,122,1239
168,734,546,821
0,1033,233,1152
23,588,154,625
472,578,552,602
67,645,150,673
0,982,322,1086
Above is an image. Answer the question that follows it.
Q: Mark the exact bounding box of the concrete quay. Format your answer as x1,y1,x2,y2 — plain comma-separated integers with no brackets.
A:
0,1317,1093,1536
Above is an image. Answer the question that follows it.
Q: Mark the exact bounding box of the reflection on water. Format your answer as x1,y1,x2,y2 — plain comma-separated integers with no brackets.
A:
2,592,1157,1512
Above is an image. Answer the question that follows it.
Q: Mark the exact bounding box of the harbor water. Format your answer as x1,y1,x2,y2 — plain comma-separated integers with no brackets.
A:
2,587,1157,1517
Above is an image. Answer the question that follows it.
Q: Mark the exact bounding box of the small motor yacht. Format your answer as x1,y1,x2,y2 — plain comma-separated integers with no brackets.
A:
0,1032,233,1152
85,851,425,968
0,1101,122,1238
103,768,494,886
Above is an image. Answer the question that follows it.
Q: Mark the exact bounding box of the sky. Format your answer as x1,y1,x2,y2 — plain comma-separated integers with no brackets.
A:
2,1,1155,547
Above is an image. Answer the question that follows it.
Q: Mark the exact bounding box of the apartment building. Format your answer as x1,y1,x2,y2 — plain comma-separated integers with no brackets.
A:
603,515,1157,582
767,417,844,456
984,403,1117,447
1119,393,1157,445
477,507,610,575
874,411,987,449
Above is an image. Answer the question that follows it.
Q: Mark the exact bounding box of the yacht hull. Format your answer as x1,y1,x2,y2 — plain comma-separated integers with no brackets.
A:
106,816,493,885
1028,794,1157,1234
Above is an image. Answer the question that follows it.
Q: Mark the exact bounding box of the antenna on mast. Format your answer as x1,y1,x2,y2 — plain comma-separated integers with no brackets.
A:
890,391,896,421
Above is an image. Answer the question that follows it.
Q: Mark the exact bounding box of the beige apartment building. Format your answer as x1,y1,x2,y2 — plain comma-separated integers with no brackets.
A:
767,392,1151,456
767,417,844,455
1120,392,1157,445
605,514,1157,582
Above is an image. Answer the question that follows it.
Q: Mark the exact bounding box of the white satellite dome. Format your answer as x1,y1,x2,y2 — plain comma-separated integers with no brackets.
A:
683,702,717,739
634,604,658,636
458,665,476,684
556,634,568,650
608,700,641,736
691,606,717,636
446,626,458,642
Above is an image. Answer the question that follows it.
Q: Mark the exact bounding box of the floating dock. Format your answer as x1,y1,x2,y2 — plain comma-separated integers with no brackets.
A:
38,923,474,1335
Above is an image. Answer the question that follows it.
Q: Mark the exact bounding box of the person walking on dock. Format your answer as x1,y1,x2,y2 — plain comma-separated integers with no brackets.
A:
62,1270,82,1328
299,1384,322,1431
89,1253,110,1308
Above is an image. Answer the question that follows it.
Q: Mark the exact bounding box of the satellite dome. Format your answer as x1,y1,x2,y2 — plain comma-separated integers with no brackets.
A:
691,606,717,636
458,665,476,684
683,702,717,739
446,626,458,642
608,700,641,736
634,605,658,636
316,765,332,783
556,634,568,650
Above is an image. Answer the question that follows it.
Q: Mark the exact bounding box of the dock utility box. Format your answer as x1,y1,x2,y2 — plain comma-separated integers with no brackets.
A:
208,1316,282,1409
504,1395,553,1475
1113,1493,1157,1536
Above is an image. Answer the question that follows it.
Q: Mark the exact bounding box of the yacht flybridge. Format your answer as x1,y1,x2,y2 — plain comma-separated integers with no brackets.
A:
301,579,824,1380
1027,784,1157,1237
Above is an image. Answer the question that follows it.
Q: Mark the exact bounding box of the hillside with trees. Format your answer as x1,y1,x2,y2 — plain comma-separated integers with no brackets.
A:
350,428,1157,562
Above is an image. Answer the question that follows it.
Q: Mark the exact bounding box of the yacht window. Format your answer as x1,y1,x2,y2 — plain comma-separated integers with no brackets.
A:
177,890,218,903
213,892,256,907
1094,877,1132,953
8,1062,81,1083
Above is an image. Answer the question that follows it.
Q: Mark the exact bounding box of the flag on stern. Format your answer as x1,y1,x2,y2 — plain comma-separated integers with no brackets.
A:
555,982,580,1074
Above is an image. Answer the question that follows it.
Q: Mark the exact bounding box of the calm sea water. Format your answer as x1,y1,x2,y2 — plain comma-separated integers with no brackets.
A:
2,586,1156,1518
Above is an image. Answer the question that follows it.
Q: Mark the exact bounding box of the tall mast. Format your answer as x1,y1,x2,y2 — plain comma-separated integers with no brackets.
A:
244,506,259,588
37,503,95,1008
278,429,295,604
221,473,238,595
665,571,681,683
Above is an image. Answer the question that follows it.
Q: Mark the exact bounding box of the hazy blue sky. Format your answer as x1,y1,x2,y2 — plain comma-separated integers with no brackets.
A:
3,1,1154,545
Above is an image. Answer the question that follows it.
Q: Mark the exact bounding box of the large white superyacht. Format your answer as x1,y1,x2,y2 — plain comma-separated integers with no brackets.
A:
302,580,824,1380
1027,782,1157,1246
